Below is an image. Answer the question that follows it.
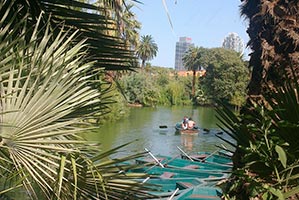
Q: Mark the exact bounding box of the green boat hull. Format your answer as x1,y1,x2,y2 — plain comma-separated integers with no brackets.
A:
140,177,204,198
181,151,233,166
136,155,232,172
132,166,228,179
175,186,222,200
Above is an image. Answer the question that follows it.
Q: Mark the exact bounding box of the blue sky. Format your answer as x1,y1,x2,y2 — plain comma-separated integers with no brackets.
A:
133,0,250,68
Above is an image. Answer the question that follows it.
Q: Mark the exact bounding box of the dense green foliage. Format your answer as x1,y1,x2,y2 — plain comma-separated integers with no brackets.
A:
118,50,249,108
216,1,299,199
119,47,249,108
96,82,130,123
217,74,299,199
118,67,192,106
200,48,249,108
120,71,160,106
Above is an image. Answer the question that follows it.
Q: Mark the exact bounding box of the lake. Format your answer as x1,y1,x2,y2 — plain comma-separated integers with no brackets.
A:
87,106,233,157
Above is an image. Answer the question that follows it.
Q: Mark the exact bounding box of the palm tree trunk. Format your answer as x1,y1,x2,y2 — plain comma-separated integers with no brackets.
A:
192,70,196,98
241,0,299,96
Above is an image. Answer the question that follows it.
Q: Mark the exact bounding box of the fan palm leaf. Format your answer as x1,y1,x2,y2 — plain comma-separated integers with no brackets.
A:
0,11,155,200
0,13,98,199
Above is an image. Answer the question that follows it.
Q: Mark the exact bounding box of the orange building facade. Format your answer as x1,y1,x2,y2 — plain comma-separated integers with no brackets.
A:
176,70,206,77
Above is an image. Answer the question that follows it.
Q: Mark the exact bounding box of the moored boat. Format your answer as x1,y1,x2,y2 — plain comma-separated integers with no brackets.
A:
136,154,232,172
140,177,205,198
174,186,222,200
181,151,233,166
131,166,228,182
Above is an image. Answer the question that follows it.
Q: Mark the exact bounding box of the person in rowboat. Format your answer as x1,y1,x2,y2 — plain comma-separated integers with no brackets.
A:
187,117,196,129
181,116,189,130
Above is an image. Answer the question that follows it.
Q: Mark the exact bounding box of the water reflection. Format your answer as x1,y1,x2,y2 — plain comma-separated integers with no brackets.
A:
180,134,196,151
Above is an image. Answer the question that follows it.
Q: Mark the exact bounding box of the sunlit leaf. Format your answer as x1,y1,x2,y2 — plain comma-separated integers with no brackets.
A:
275,145,287,169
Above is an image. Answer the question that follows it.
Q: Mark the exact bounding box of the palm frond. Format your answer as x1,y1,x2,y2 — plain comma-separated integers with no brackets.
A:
0,8,157,200
266,78,299,150
4,0,138,71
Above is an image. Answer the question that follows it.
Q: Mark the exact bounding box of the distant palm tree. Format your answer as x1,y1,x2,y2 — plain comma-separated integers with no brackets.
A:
136,35,158,68
98,1,141,50
182,46,201,98
121,4,142,50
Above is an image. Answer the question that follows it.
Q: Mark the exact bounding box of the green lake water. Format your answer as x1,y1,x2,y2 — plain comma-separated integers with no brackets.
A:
87,106,233,157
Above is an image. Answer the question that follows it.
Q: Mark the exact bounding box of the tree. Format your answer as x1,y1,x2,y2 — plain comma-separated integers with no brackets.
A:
136,35,158,68
240,0,299,96
98,1,141,50
121,3,142,50
119,71,159,106
200,48,249,106
182,46,202,98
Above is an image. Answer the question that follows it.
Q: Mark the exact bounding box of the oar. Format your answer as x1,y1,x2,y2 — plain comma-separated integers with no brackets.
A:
146,154,181,172
203,128,210,132
159,125,168,129
221,144,228,150
142,177,150,184
177,146,194,161
202,149,219,162
159,125,176,129
144,148,164,168
168,188,179,200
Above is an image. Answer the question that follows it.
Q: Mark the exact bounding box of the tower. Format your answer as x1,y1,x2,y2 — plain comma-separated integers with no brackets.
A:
222,32,244,54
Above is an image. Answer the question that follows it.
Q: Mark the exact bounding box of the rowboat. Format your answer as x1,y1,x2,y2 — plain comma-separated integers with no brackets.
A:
140,177,205,198
179,128,200,135
181,151,233,166
131,166,228,180
174,186,222,200
175,123,200,135
136,155,232,172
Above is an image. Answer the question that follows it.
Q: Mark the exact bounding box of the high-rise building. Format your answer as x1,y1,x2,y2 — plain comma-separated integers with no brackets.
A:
222,32,244,54
175,37,194,71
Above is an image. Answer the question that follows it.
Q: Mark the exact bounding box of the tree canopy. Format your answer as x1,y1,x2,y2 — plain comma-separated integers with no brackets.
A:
200,48,249,106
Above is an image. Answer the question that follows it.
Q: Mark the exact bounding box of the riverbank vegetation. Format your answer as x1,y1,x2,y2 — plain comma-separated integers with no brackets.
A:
118,47,249,110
